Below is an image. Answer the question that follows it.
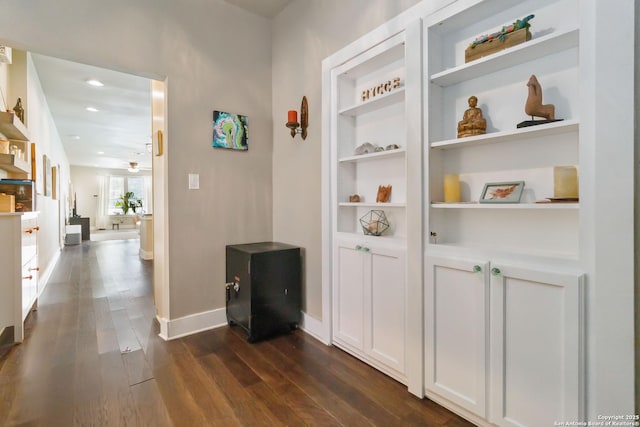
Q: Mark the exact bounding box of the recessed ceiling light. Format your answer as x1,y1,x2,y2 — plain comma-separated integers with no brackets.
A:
97,151,104,155
86,106,99,112
86,79,104,87
70,135,80,140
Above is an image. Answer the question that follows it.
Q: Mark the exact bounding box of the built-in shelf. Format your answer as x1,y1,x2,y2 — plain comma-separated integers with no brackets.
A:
339,88,405,116
431,202,579,210
339,148,405,163
340,202,406,208
430,119,578,150
0,153,30,174
430,29,579,87
0,111,29,141
336,231,406,246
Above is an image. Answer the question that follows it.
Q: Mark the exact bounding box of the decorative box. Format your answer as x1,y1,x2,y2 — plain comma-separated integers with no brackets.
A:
465,27,531,63
0,193,15,212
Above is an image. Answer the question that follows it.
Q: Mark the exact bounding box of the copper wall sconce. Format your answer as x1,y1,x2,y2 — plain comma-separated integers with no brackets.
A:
286,96,308,140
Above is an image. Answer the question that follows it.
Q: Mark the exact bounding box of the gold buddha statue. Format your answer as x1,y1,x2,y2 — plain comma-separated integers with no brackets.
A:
457,95,486,138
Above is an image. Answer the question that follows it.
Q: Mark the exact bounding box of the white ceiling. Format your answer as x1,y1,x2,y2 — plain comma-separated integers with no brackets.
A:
32,53,153,171
30,0,293,173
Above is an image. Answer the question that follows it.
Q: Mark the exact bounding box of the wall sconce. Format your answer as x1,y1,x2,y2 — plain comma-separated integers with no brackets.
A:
286,96,308,140
128,162,139,173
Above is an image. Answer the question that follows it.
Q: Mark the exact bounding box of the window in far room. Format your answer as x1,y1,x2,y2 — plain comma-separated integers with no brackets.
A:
105,175,149,215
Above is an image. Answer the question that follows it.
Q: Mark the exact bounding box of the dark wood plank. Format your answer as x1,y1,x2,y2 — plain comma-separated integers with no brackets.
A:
130,379,172,427
197,353,277,427
122,349,154,386
220,328,343,426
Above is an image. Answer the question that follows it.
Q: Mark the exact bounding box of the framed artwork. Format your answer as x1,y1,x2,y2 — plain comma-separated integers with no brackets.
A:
30,143,36,183
52,165,59,200
43,154,52,197
212,110,248,151
479,181,525,203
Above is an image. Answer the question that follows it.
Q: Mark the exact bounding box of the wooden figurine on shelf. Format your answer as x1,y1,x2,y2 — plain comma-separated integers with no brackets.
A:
376,185,392,203
518,75,563,128
13,98,24,123
457,96,486,138
525,75,554,120
349,194,361,203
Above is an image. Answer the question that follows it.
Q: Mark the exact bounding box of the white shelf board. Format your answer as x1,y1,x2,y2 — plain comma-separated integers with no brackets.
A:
431,202,579,210
340,202,406,208
339,88,405,117
336,231,407,247
339,148,405,163
0,112,29,141
338,34,405,79
0,153,30,174
430,29,579,87
430,119,578,150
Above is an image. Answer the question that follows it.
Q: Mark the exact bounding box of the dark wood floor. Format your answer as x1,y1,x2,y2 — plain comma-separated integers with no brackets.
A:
0,239,474,427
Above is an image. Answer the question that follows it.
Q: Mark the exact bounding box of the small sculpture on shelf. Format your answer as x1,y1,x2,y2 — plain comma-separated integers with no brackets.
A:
457,96,486,138
354,142,378,155
359,210,390,236
518,75,563,128
376,185,392,203
13,97,24,123
349,194,361,203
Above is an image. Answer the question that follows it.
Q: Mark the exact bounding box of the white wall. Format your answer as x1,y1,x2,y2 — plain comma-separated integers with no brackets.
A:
70,165,151,228
272,0,421,319
0,0,274,319
25,53,71,284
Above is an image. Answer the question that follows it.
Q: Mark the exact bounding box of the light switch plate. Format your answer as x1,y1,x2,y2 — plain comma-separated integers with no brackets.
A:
188,173,199,190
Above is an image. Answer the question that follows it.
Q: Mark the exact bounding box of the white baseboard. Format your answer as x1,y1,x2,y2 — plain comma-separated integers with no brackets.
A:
300,311,330,345
139,248,153,260
156,308,329,344
38,248,61,298
157,307,227,341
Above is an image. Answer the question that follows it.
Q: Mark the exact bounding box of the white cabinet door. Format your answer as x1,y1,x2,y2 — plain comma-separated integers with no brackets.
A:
332,240,366,350
365,244,406,374
489,264,584,426
425,256,489,418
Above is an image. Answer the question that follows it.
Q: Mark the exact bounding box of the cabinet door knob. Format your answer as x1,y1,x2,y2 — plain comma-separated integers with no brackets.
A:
23,275,33,280
355,245,362,251
491,267,501,276
362,247,370,252
473,265,482,273
25,228,33,234
29,267,40,272
33,226,40,231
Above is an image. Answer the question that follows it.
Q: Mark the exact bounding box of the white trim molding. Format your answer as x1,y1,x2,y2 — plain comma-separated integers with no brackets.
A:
157,307,227,341
300,311,330,345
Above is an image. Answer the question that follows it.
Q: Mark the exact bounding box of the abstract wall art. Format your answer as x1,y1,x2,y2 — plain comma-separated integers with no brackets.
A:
212,110,248,151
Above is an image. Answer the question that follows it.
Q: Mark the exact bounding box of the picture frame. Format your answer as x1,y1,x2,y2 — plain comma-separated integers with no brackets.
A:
43,154,52,197
479,181,525,203
52,165,58,200
212,110,248,151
